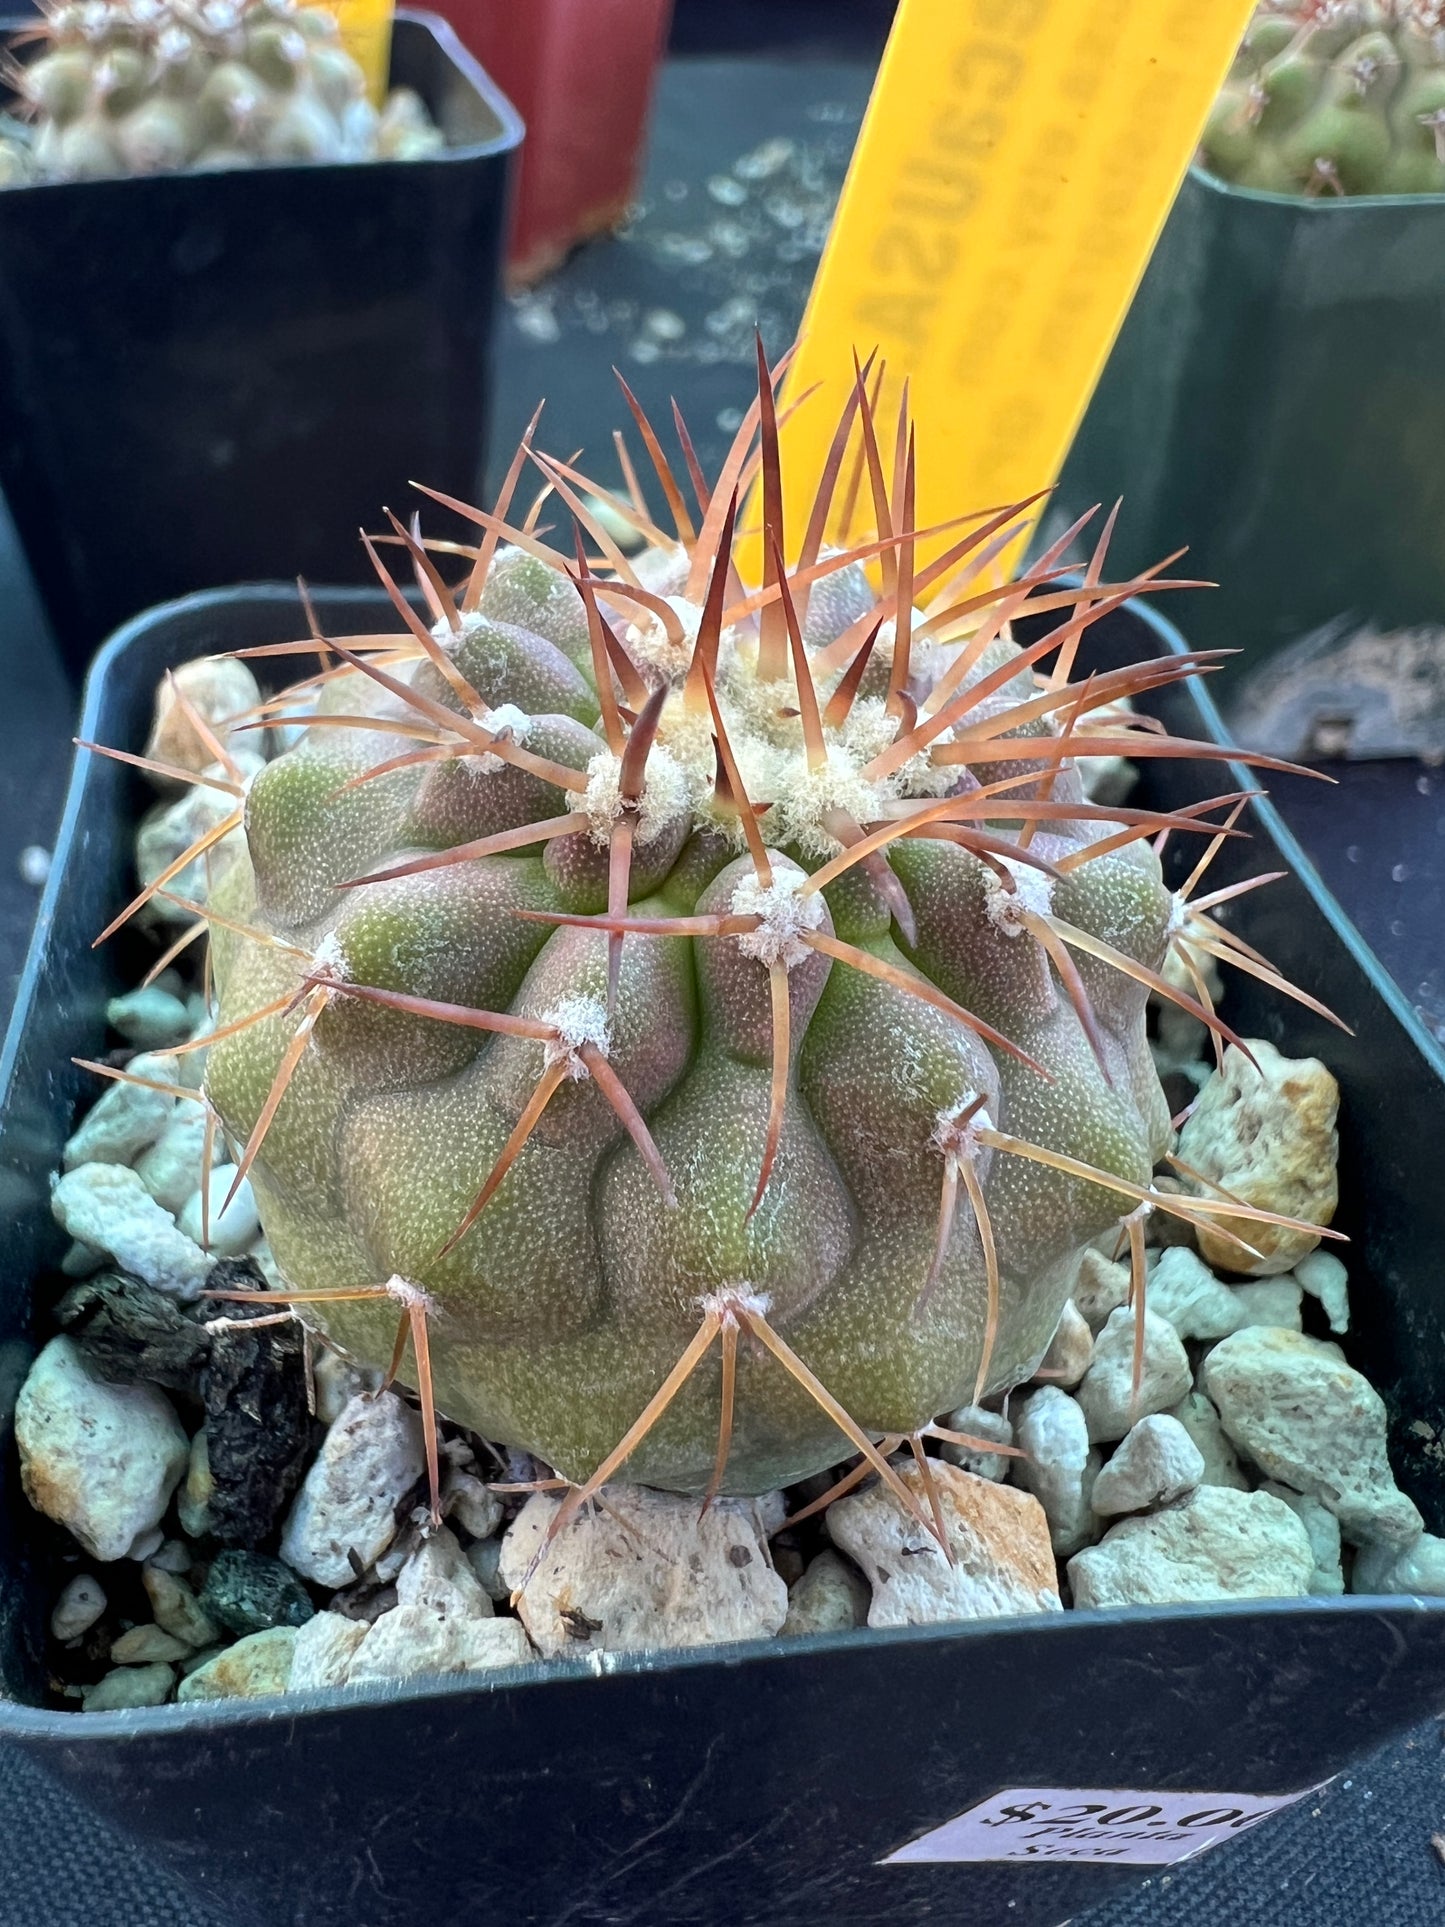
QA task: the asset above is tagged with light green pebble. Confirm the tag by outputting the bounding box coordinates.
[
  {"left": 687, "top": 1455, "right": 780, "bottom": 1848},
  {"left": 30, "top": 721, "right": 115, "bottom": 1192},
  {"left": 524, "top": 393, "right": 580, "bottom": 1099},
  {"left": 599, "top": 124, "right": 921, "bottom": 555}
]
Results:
[
  {"left": 144, "top": 1566, "right": 221, "bottom": 1649},
  {"left": 110, "top": 1624, "right": 193, "bottom": 1664},
  {"left": 106, "top": 987, "right": 192, "bottom": 1049},
  {"left": 82, "top": 1663, "right": 174, "bottom": 1711},
  {"left": 176, "top": 1627, "right": 298, "bottom": 1702}
]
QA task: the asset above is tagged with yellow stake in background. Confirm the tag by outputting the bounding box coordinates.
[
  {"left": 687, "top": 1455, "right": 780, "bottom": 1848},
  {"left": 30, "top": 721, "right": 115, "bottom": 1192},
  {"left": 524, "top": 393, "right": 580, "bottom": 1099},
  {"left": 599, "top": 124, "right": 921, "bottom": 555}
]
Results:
[
  {"left": 329, "top": 0, "right": 395, "bottom": 108},
  {"left": 777, "top": 0, "right": 1257, "bottom": 571}
]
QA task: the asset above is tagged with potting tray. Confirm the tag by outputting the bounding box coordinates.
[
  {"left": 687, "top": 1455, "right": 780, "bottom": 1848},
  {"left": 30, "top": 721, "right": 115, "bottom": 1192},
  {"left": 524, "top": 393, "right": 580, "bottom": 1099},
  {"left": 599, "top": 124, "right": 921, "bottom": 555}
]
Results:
[{"left": 0, "top": 583, "right": 1442, "bottom": 1927}]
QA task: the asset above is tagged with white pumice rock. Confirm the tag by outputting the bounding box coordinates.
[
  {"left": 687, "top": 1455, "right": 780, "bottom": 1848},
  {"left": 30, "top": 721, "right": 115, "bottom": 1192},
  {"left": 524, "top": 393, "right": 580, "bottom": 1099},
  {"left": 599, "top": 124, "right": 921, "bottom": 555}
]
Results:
[
  {"left": 280, "top": 1391, "right": 426, "bottom": 1588},
  {"left": 50, "top": 1573, "right": 107, "bottom": 1642},
  {"left": 1068, "top": 1486, "right": 1315, "bottom": 1608},
  {"left": 146, "top": 655, "right": 262, "bottom": 779},
  {"left": 1070, "top": 1248, "right": 1132, "bottom": 1332},
  {"left": 309, "top": 1347, "right": 379, "bottom": 1426},
  {"left": 83, "top": 1663, "right": 174, "bottom": 1710},
  {"left": 1294, "top": 1250, "right": 1351, "bottom": 1335},
  {"left": 1012, "top": 1387, "right": 1100, "bottom": 1557},
  {"left": 1202, "top": 1328, "right": 1423, "bottom": 1548},
  {"left": 134, "top": 1106, "right": 210, "bottom": 1213},
  {"left": 1176, "top": 1041, "right": 1339, "bottom": 1276},
  {"left": 105, "top": 987, "right": 192, "bottom": 1050},
  {"left": 1229, "top": 1277, "right": 1304, "bottom": 1333},
  {"left": 51, "top": 1164, "right": 213, "bottom": 1300},
  {"left": 288, "top": 1610, "right": 370, "bottom": 1690},
  {"left": 501, "top": 1484, "right": 787, "bottom": 1657},
  {"left": 1075, "top": 1308, "right": 1193, "bottom": 1444},
  {"left": 110, "top": 1624, "right": 192, "bottom": 1665},
  {"left": 177, "top": 1166, "right": 259, "bottom": 1258},
  {"left": 143, "top": 1567, "right": 221, "bottom": 1649},
  {"left": 442, "top": 1467, "right": 504, "bottom": 1542},
  {"left": 177, "top": 1430, "right": 212, "bottom": 1539},
  {"left": 1352, "top": 1534, "right": 1445, "bottom": 1596},
  {"left": 780, "top": 1549, "right": 871, "bottom": 1637},
  {"left": 827, "top": 1459, "right": 1061, "bottom": 1628},
  {"left": 135, "top": 773, "right": 254, "bottom": 925},
  {"left": 1167, "top": 1391, "right": 1250, "bottom": 1491},
  {"left": 62, "top": 1054, "right": 178, "bottom": 1170},
  {"left": 936, "top": 1404, "right": 1015, "bottom": 1482},
  {"left": 1146, "top": 1247, "right": 1245, "bottom": 1342},
  {"left": 177, "top": 1627, "right": 298, "bottom": 1703},
  {"left": 16, "top": 1337, "right": 187, "bottom": 1562},
  {"left": 1091, "top": 1416, "right": 1205, "bottom": 1517},
  {"left": 1259, "top": 1483, "right": 1344, "bottom": 1595},
  {"left": 1035, "top": 1300, "right": 1094, "bottom": 1389},
  {"left": 344, "top": 1529, "right": 535, "bottom": 1685}
]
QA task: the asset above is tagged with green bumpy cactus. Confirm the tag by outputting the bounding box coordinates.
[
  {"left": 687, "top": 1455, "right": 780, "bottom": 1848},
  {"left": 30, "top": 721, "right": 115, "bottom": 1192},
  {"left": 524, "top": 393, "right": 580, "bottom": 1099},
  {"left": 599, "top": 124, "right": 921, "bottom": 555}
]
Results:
[
  {"left": 11, "top": 0, "right": 440, "bottom": 183},
  {"left": 181, "top": 370, "right": 1239, "bottom": 1500},
  {"left": 1203, "top": 1, "right": 1445, "bottom": 196}
]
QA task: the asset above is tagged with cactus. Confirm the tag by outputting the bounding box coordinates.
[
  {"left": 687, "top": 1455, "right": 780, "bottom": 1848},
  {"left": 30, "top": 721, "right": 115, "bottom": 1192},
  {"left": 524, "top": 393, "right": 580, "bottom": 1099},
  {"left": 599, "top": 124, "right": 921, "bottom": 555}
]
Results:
[
  {"left": 91, "top": 353, "right": 1336, "bottom": 1537},
  {"left": 5, "top": 0, "right": 440, "bottom": 184},
  {"left": 1203, "top": 1, "right": 1445, "bottom": 196}
]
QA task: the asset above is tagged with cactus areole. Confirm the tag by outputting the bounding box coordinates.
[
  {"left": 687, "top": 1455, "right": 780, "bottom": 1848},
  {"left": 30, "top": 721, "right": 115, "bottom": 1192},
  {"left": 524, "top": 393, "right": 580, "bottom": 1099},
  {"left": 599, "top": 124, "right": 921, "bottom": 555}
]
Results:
[{"left": 123, "top": 353, "right": 1323, "bottom": 1505}]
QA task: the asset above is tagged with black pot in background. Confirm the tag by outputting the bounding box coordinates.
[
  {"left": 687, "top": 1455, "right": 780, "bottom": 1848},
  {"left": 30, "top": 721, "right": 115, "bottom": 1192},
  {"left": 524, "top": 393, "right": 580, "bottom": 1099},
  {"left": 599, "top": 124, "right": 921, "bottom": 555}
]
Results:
[
  {"left": 1056, "top": 164, "right": 1445, "bottom": 728},
  {"left": 0, "top": 585, "right": 1442, "bottom": 1927},
  {"left": 0, "top": 12, "right": 522, "bottom": 672}
]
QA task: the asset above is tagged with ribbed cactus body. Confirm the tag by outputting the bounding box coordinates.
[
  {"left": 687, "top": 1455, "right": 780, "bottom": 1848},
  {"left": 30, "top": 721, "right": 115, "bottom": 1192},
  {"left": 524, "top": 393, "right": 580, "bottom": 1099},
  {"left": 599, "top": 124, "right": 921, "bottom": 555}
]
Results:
[
  {"left": 1204, "top": 2, "right": 1445, "bottom": 196},
  {"left": 202, "top": 504, "right": 1179, "bottom": 1496},
  {"left": 12, "top": 0, "right": 439, "bottom": 182}
]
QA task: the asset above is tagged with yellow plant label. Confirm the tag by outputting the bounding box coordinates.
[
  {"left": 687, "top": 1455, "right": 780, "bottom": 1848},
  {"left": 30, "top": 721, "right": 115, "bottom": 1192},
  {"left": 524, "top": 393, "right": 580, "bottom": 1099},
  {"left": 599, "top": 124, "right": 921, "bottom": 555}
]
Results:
[
  {"left": 777, "top": 0, "right": 1257, "bottom": 568},
  {"left": 329, "top": 0, "right": 394, "bottom": 107}
]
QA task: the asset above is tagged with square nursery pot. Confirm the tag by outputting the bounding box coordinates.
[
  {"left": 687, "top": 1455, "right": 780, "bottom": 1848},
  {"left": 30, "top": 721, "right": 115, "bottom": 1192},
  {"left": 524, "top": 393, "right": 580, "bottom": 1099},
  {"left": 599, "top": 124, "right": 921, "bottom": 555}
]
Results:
[
  {"left": 1055, "top": 164, "right": 1445, "bottom": 739},
  {"left": 2, "top": 584, "right": 1445, "bottom": 1927},
  {"left": 0, "top": 12, "right": 522, "bottom": 673}
]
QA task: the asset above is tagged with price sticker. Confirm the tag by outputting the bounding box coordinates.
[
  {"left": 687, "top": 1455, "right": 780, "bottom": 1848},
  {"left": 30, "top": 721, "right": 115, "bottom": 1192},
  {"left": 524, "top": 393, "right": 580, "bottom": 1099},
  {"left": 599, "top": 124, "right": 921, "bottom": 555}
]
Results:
[
  {"left": 882, "top": 1781, "right": 1328, "bottom": 1868},
  {"left": 777, "top": 0, "right": 1258, "bottom": 567}
]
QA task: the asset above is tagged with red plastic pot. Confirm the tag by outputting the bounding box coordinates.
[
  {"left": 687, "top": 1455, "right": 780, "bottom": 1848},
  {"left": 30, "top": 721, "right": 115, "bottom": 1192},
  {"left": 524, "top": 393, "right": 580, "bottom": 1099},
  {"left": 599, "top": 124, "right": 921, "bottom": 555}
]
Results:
[{"left": 436, "top": 0, "right": 673, "bottom": 283}]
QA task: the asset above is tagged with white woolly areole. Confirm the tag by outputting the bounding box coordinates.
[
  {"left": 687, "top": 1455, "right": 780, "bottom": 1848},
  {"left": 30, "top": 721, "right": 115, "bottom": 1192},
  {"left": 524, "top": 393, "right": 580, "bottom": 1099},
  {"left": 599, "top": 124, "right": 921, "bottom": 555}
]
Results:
[
  {"left": 932, "top": 1096, "right": 994, "bottom": 1165},
  {"left": 310, "top": 931, "right": 350, "bottom": 985},
  {"left": 731, "top": 869, "right": 825, "bottom": 971},
  {"left": 472, "top": 703, "right": 531, "bottom": 776},
  {"left": 582, "top": 744, "right": 690, "bottom": 847},
  {"left": 1165, "top": 890, "right": 1190, "bottom": 940},
  {"left": 984, "top": 857, "right": 1056, "bottom": 937},
  {"left": 383, "top": 1275, "right": 436, "bottom": 1316},
  {"left": 432, "top": 608, "right": 490, "bottom": 653},
  {"left": 540, "top": 996, "right": 611, "bottom": 1078},
  {"left": 699, "top": 1285, "right": 771, "bottom": 1320},
  {"left": 624, "top": 596, "right": 704, "bottom": 676}
]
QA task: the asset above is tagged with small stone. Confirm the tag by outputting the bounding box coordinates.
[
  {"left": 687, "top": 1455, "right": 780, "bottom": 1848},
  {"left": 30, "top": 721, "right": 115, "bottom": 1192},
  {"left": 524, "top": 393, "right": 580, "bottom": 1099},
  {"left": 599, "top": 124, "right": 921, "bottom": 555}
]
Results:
[
  {"left": 53, "top": 1272, "right": 209, "bottom": 1392},
  {"left": 178, "top": 1644, "right": 227, "bottom": 1678},
  {"left": 310, "top": 1348, "right": 378, "bottom": 1425},
  {"left": 1146, "top": 1248, "right": 1244, "bottom": 1342},
  {"left": 134, "top": 1107, "right": 211, "bottom": 1214},
  {"left": 201, "top": 1551, "right": 315, "bottom": 1635},
  {"left": 16, "top": 1336, "right": 188, "bottom": 1562},
  {"left": 110, "top": 1624, "right": 192, "bottom": 1664},
  {"left": 465, "top": 1536, "right": 508, "bottom": 1602},
  {"left": 1075, "top": 1309, "right": 1192, "bottom": 1444},
  {"left": 63, "top": 1054, "right": 178, "bottom": 1169},
  {"left": 106, "top": 987, "right": 192, "bottom": 1050},
  {"left": 281, "top": 1391, "right": 425, "bottom": 1588},
  {"left": 83, "top": 1663, "right": 174, "bottom": 1710},
  {"left": 1012, "top": 1387, "right": 1100, "bottom": 1557},
  {"left": 51, "top": 1164, "right": 212, "bottom": 1300},
  {"left": 344, "top": 1528, "right": 533, "bottom": 1685},
  {"left": 1091, "top": 1416, "right": 1205, "bottom": 1517},
  {"left": 149, "top": 1539, "right": 192, "bottom": 1574},
  {"left": 50, "top": 1573, "right": 107, "bottom": 1642},
  {"left": 501, "top": 1485, "right": 786, "bottom": 1658},
  {"left": 1071, "top": 1248, "right": 1132, "bottom": 1331},
  {"left": 1352, "top": 1535, "right": 1445, "bottom": 1596},
  {"left": 828, "top": 1459, "right": 1060, "bottom": 1628},
  {"left": 201, "top": 1259, "right": 311, "bottom": 1547},
  {"left": 136, "top": 779, "right": 251, "bottom": 923},
  {"left": 177, "top": 1627, "right": 298, "bottom": 1703},
  {"left": 1260, "top": 1483, "right": 1344, "bottom": 1595},
  {"left": 146, "top": 656, "right": 261, "bottom": 780},
  {"left": 1068, "top": 1487, "right": 1315, "bottom": 1608},
  {"left": 1177, "top": 1042, "right": 1339, "bottom": 1276},
  {"left": 288, "top": 1610, "right": 369, "bottom": 1689},
  {"left": 177, "top": 1429, "right": 212, "bottom": 1538},
  {"left": 1230, "top": 1277, "right": 1304, "bottom": 1332},
  {"left": 1294, "top": 1250, "right": 1351, "bottom": 1335},
  {"left": 1168, "top": 1391, "right": 1249, "bottom": 1490},
  {"left": 936, "top": 1404, "right": 1015, "bottom": 1481},
  {"left": 780, "top": 1550, "right": 870, "bottom": 1637},
  {"left": 179, "top": 1168, "right": 260, "bottom": 1258},
  {"left": 143, "top": 1567, "right": 222, "bottom": 1649},
  {"left": 1202, "top": 1328, "right": 1422, "bottom": 1547},
  {"left": 126, "top": 1525, "right": 165, "bottom": 1563},
  {"left": 442, "top": 1467, "right": 503, "bottom": 1542},
  {"left": 59, "top": 1241, "right": 105, "bottom": 1278},
  {"left": 1035, "top": 1300, "right": 1093, "bottom": 1389}
]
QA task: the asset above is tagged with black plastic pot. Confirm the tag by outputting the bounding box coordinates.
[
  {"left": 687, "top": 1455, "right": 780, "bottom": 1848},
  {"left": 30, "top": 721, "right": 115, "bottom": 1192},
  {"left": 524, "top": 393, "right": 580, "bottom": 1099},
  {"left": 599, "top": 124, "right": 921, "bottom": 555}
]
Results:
[
  {"left": 1056, "top": 164, "right": 1445, "bottom": 724},
  {"left": 1, "top": 586, "right": 1443, "bottom": 1927},
  {"left": 0, "top": 13, "right": 522, "bottom": 673}
]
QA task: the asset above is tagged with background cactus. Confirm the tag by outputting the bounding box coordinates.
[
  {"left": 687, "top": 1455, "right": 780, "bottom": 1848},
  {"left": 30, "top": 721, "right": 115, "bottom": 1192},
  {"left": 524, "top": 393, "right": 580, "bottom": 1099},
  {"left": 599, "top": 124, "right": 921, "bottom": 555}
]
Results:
[
  {"left": 98, "top": 355, "right": 1324, "bottom": 1517},
  {"left": 5, "top": 0, "right": 440, "bottom": 183},
  {"left": 1203, "top": 1, "right": 1445, "bottom": 196}
]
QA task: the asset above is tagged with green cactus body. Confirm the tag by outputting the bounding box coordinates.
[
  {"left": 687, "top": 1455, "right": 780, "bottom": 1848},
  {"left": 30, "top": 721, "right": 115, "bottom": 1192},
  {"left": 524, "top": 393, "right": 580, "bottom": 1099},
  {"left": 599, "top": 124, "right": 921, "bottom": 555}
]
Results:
[
  {"left": 12, "top": 0, "right": 440, "bottom": 183},
  {"left": 183, "top": 374, "right": 1205, "bottom": 1501},
  {"left": 1204, "top": 2, "right": 1445, "bottom": 196}
]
